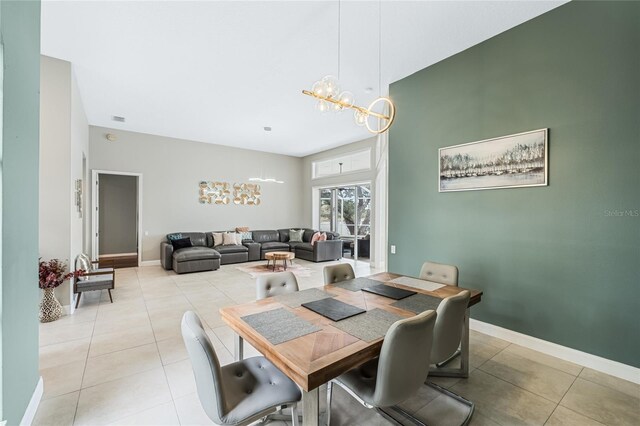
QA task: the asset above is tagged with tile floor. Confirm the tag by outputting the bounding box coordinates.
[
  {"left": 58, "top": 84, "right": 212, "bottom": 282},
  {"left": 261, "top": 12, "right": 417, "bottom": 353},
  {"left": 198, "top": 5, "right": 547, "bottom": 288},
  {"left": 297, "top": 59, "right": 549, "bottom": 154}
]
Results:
[{"left": 35, "top": 260, "right": 639, "bottom": 426}]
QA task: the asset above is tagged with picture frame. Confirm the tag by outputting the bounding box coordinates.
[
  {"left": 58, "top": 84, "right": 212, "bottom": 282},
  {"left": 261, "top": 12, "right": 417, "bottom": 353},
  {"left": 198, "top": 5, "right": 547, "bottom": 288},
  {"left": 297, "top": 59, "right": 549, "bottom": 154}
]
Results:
[{"left": 439, "top": 128, "right": 548, "bottom": 192}]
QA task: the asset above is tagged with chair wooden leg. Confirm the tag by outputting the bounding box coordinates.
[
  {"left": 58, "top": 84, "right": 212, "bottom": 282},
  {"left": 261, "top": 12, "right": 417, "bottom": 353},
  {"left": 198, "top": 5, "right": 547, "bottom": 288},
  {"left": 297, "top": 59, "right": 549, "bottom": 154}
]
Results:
[
  {"left": 108, "top": 288, "right": 113, "bottom": 303},
  {"left": 75, "top": 292, "right": 82, "bottom": 309}
]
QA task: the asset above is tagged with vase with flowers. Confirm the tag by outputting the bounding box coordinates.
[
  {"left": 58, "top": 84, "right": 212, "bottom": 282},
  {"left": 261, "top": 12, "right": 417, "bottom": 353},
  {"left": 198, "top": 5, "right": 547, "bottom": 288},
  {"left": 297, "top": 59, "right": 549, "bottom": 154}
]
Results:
[{"left": 38, "top": 258, "right": 83, "bottom": 323}]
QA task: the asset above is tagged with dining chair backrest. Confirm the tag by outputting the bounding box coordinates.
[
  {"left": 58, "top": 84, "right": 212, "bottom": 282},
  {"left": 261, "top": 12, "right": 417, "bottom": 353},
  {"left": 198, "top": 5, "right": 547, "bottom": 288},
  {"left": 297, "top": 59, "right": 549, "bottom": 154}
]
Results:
[
  {"left": 181, "top": 311, "right": 226, "bottom": 424},
  {"left": 323, "top": 263, "right": 355, "bottom": 285},
  {"left": 431, "top": 290, "right": 470, "bottom": 364},
  {"left": 372, "top": 310, "right": 436, "bottom": 407},
  {"left": 419, "top": 261, "right": 459, "bottom": 286},
  {"left": 256, "top": 271, "right": 299, "bottom": 300}
]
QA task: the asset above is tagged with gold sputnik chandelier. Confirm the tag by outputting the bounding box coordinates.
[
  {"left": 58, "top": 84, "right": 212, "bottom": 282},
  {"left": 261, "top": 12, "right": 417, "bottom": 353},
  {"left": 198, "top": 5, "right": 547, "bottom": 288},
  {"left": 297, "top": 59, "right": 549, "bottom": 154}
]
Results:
[
  {"left": 302, "top": 1, "right": 396, "bottom": 135},
  {"left": 302, "top": 77, "right": 395, "bottom": 134}
]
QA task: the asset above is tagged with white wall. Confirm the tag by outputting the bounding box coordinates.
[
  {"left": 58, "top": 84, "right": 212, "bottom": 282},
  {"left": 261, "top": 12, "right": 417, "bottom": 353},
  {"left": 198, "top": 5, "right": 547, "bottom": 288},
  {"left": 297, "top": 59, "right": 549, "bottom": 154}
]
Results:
[
  {"left": 301, "top": 137, "right": 379, "bottom": 264},
  {"left": 89, "top": 127, "right": 304, "bottom": 262},
  {"left": 40, "top": 55, "right": 89, "bottom": 305}
]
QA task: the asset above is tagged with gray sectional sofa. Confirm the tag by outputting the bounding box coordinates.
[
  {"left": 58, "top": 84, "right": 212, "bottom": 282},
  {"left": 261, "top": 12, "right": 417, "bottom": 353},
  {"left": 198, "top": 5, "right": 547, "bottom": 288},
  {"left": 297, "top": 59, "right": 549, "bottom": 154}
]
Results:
[{"left": 161, "top": 228, "right": 342, "bottom": 274}]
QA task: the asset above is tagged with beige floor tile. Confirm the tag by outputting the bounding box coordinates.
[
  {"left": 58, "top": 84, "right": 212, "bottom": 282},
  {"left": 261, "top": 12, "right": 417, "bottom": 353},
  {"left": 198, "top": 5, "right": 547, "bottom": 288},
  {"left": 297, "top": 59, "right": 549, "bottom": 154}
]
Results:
[
  {"left": 560, "top": 378, "right": 640, "bottom": 425},
  {"left": 479, "top": 350, "right": 576, "bottom": 402},
  {"left": 39, "top": 337, "right": 90, "bottom": 370},
  {"left": 157, "top": 336, "right": 189, "bottom": 365},
  {"left": 108, "top": 401, "right": 179, "bottom": 425},
  {"left": 468, "top": 411, "right": 501, "bottom": 426},
  {"left": 150, "top": 314, "right": 185, "bottom": 341},
  {"left": 74, "top": 368, "right": 172, "bottom": 426},
  {"left": 173, "top": 392, "right": 215, "bottom": 425},
  {"left": 413, "top": 393, "right": 475, "bottom": 426},
  {"left": 396, "top": 383, "right": 442, "bottom": 413},
  {"left": 88, "top": 324, "right": 155, "bottom": 358},
  {"left": 141, "top": 284, "right": 183, "bottom": 300},
  {"left": 502, "top": 344, "right": 583, "bottom": 377},
  {"left": 43, "top": 306, "right": 97, "bottom": 326},
  {"left": 164, "top": 359, "right": 197, "bottom": 399},
  {"left": 451, "top": 369, "right": 556, "bottom": 425},
  {"left": 33, "top": 390, "right": 79, "bottom": 426},
  {"left": 469, "top": 332, "right": 509, "bottom": 369},
  {"left": 145, "top": 294, "right": 193, "bottom": 315},
  {"left": 579, "top": 367, "right": 640, "bottom": 399},
  {"left": 82, "top": 343, "right": 162, "bottom": 388},
  {"left": 41, "top": 360, "right": 85, "bottom": 399},
  {"left": 545, "top": 405, "right": 605, "bottom": 426},
  {"left": 39, "top": 321, "right": 94, "bottom": 347},
  {"left": 92, "top": 313, "right": 151, "bottom": 336}
]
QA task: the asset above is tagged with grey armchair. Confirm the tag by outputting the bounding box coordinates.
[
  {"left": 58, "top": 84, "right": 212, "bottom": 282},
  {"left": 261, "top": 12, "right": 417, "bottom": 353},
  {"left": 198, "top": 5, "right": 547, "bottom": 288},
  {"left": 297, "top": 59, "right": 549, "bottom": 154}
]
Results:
[
  {"left": 181, "top": 311, "right": 301, "bottom": 426},
  {"left": 256, "top": 271, "right": 299, "bottom": 300},
  {"left": 327, "top": 310, "right": 437, "bottom": 425},
  {"left": 323, "top": 263, "right": 355, "bottom": 285},
  {"left": 74, "top": 253, "right": 115, "bottom": 308},
  {"left": 419, "top": 261, "right": 459, "bottom": 286}
]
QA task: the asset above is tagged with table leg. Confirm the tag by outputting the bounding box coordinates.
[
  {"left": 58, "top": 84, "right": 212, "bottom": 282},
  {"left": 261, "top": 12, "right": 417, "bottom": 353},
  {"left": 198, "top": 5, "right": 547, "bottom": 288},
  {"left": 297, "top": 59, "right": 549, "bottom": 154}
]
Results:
[
  {"left": 284, "top": 259, "right": 287, "bottom": 271},
  {"left": 302, "top": 387, "right": 319, "bottom": 426},
  {"left": 234, "top": 334, "right": 244, "bottom": 361}
]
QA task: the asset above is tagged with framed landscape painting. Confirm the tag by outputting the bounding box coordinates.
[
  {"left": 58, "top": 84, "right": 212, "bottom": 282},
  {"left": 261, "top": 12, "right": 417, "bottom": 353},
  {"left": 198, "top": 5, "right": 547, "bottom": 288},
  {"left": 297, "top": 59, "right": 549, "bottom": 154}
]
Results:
[{"left": 439, "top": 128, "right": 548, "bottom": 192}]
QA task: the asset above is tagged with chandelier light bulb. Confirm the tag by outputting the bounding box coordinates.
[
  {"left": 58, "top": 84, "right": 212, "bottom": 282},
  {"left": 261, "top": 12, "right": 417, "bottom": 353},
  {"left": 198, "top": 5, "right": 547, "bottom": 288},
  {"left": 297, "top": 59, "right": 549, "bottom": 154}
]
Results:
[
  {"left": 338, "top": 91, "right": 355, "bottom": 108},
  {"left": 312, "top": 81, "right": 327, "bottom": 97},
  {"left": 331, "top": 102, "right": 343, "bottom": 112},
  {"left": 322, "top": 75, "right": 340, "bottom": 98},
  {"left": 354, "top": 110, "right": 367, "bottom": 126},
  {"left": 316, "top": 100, "right": 330, "bottom": 113}
]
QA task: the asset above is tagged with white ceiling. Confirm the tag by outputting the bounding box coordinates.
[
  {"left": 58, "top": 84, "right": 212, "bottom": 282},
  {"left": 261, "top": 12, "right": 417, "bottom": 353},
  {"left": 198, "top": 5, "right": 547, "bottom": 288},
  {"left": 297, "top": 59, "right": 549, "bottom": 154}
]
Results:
[{"left": 41, "top": 0, "right": 566, "bottom": 157}]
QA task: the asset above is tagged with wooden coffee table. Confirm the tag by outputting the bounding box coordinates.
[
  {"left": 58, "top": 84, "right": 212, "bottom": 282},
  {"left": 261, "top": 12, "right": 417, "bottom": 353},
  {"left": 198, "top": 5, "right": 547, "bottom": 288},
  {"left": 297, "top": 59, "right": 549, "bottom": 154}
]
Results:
[{"left": 264, "top": 251, "right": 295, "bottom": 271}]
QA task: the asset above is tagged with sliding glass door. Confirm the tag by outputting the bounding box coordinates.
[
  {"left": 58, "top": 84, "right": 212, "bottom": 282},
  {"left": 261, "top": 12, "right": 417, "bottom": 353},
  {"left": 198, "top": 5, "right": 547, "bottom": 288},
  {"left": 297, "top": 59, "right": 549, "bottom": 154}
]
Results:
[{"left": 318, "top": 184, "right": 371, "bottom": 260}]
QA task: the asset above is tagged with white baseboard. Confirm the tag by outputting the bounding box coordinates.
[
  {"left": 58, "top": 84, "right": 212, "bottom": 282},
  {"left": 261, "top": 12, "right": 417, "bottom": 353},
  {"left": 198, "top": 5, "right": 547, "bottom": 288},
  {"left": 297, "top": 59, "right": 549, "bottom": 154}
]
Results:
[
  {"left": 470, "top": 319, "right": 640, "bottom": 385},
  {"left": 140, "top": 260, "right": 161, "bottom": 266},
  {"left": 20, "top": 376, "right": 43, "bottom": 425}
]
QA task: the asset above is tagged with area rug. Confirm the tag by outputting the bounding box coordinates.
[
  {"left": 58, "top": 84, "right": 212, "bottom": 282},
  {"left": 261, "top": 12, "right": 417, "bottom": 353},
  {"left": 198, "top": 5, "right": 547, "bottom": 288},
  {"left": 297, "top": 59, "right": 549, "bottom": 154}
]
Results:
[{"left": 235, "top": 263, "right": 314, "bottom": 278}]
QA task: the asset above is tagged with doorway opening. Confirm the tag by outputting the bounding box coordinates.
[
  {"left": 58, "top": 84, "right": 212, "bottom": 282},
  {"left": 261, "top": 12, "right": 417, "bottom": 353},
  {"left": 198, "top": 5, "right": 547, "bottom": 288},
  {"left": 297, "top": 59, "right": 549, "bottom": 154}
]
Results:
[
  {"left": 319, "top": 184, "right": 372, "bottom": 262},
  {"left": 91, "top": 170, "right": 142, "bottom": 268}
]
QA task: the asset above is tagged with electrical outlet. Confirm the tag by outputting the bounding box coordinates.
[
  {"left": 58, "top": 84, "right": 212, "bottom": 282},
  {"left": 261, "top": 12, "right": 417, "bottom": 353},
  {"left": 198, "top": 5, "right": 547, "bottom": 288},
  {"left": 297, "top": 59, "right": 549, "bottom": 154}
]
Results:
[{"left": 390, "top": 245, "right": 396, "bottom": 254}]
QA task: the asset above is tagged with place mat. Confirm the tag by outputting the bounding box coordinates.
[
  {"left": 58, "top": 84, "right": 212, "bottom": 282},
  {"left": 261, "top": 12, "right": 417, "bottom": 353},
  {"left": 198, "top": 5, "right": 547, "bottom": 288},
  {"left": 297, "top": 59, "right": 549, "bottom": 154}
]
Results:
[
  {"left": 274, "top": 288, "right": 336, "bottom": 308},
  {"left": 389, "top": 276, "right": 445, "bottom": 291},
  {"left": 302, "top": 298, "right": 366, "bottom": 322},
  {"left": 332, "top": 308, "right": 404, "bottom": 342},
  {"left": 330, "top": 277, "right": 382, "bottom": 292},
  {"left": 241, "top": 308, "right": 321, "bottom": 345},
  {"left": 391, "top": 293, "right": 443, "bottom": 314},
  {"left": 362, "top": 284, "right": 417, "bottom": 300}
]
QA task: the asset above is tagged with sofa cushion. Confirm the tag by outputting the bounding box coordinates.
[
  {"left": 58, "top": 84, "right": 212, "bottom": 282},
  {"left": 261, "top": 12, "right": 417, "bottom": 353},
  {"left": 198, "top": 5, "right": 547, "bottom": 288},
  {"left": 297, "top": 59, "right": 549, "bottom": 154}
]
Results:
[
  {"left": 289, "top": 229, "right": 304, "bottom": 242},
  {"left": 303, "top": 229, "right": 316, "bottom": 242},
  {"left": 253, "top": 230, "right": 280, "bottom": 243},
  {"left": 170, "top": 237, "right": 193, "bottom": 251},
  {"left": 287, "top": 241, "right": 307, "bottom": 250},
  {"left": 261, "top": 242, "right": 290, "bottom": 251},
  {"left": 214, "top": 245, "right": 249, "bottom": 254},
  {"left": 294, "top": 242, "right": 314, "bottom": 252},
  {"left": 173, "top": 247, "right": 220, "bottom": 262},
  {"left": 169, "top": 232, "right": 207, "bottom": 247}
]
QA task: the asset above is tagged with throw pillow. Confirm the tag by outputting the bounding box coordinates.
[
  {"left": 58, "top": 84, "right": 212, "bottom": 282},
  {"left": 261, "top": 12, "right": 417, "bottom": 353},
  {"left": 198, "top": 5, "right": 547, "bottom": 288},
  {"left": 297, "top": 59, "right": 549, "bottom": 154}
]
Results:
[
  {"left": 311, "top": 232, "right": 321, "bottom": 246},
  {"left": 171, "top": 237, "right": 192, "bottom": 250},
  {"left": 223, "top": 232, "right": 239, "bottom": 245},
  {"left": 240, "top": 231, "right": 252, "bottom": 241},
  {"left": 319, "top": 232, "right": 327, "bottom": 242},
  {"left": 235, "top": 232, "right": 244, "bottom": 245},
  {"left": 236, "top": 226, "right": 249, "bottom": 233},
  {"left": 167, "top": 233, "right": 183, "bottom": 241},
  {"left": 212, "top": 232, "right": 224, "bottom": 247},
  {"left": 289, "top": 229, "right": 304, "bottom": 242}
]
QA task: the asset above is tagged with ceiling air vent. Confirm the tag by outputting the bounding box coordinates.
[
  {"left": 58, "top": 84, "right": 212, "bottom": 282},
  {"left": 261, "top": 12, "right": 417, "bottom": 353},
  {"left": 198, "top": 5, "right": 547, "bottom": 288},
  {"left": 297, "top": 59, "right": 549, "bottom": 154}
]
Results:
[{"left": 112, "top": 115, "right": 126, "bottom": 123}]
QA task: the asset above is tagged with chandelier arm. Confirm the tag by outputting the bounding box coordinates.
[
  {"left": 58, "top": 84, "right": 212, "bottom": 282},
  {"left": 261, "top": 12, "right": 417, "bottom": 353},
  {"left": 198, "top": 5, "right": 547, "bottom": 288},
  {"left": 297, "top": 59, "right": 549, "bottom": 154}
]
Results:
[{"left": 301, "top": 90, "right": 390, "bottom": 120}]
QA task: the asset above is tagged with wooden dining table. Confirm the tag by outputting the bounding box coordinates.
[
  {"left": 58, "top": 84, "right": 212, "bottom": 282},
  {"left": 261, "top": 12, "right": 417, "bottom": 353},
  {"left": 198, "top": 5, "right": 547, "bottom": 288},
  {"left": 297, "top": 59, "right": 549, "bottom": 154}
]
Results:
[{"left": 220, "top": 272, "right": 483, "bottom": 426}]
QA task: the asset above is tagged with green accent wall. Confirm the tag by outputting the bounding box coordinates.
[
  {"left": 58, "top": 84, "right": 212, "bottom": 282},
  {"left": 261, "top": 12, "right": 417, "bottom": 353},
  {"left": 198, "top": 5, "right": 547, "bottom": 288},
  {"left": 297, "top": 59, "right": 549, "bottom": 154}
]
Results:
[
  {"left": 388, "top": 1, "right": 639, "bottom": 367},
  {"left": 1, "top": 0, "right": 41, "bottom": 423}
]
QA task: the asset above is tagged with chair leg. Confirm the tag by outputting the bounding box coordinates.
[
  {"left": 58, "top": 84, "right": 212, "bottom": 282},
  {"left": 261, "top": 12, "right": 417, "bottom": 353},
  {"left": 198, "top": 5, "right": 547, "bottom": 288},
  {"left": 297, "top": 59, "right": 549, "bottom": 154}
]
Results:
[
  {"left": 108, "top": 288, "right": 113, "bottom": 303},
  {"left": 326, "top": 381, "right": 333, "bottom": 426},
  {"left": 75, "top": 292, "right": 82, "bottom": 309},
  {"left": 290, "top": 402, "right": 300, "bottom": 426},
  {"left": 436, "top": 347, "right": 461, "bottom": 368}
]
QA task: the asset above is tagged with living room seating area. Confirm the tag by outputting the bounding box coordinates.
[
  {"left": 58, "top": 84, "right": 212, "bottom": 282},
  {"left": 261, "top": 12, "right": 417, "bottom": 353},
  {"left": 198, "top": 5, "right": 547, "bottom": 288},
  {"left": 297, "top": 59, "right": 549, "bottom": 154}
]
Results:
[{"left": 161, "top": 228, "right": 343, "bottom": 274}]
